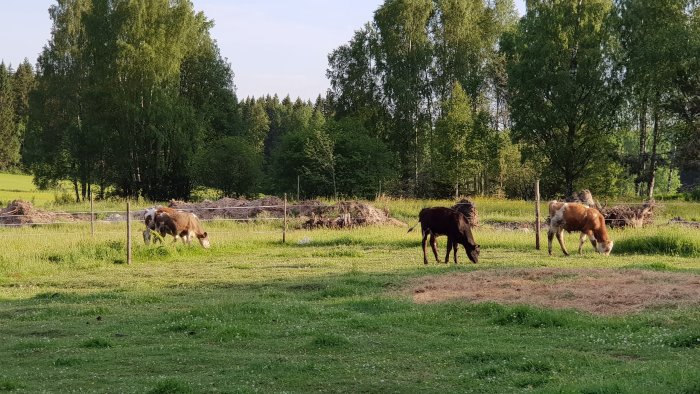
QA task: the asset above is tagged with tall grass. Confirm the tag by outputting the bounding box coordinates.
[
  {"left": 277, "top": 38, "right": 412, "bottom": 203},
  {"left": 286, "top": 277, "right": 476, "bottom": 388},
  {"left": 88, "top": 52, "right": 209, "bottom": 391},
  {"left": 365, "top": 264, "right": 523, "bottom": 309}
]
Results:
[{"left": 613, "top": 230, "right": 700, "bottom": 257}]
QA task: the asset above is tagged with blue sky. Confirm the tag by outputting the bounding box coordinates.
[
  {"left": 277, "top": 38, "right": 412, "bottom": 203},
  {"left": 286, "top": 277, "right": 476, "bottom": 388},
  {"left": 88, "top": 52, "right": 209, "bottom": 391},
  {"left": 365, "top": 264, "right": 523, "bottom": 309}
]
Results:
[{"left": 0, "top": 0, "right": 526, "bottom": 101}]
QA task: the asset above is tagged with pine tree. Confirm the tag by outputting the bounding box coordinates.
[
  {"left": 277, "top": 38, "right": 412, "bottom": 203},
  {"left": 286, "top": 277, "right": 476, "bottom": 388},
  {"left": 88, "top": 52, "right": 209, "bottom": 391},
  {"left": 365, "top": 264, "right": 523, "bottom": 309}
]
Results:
[{"left": 0, "top": 63, "right": 19, "bottom": 169}]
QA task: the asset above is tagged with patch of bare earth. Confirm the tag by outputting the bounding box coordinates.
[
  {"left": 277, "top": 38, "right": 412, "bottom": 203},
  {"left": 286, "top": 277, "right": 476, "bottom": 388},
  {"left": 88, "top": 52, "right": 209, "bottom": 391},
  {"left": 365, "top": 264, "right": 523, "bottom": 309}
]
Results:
[{"left": 409, "top": 269, "right": 700, "bottom": 315}]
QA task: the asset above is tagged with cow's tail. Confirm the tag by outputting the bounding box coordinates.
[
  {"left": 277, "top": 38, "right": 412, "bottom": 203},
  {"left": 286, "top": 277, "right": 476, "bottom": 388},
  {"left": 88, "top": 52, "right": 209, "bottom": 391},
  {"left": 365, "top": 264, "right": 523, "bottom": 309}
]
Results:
[{"left": 407, "top": 222, "right": 420, "bottom": 233}]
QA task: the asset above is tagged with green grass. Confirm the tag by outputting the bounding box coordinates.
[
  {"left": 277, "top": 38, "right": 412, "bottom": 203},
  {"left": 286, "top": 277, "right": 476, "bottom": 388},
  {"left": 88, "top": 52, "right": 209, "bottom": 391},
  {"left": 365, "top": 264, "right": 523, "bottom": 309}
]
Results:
[
  {"left": 1, "top": 217, "right": 700, "bottom": 392},
  {"left": 2, "top": 172, "right": 700, "bottom": 392},
  {"left": 0, "top": 172, "right": 58, "bottom": 206}
]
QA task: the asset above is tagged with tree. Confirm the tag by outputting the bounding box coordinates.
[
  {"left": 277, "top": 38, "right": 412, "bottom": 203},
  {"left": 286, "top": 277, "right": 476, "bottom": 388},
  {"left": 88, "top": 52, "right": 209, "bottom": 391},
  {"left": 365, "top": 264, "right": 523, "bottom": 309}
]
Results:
[
  {"left": 375, "top": 0, "right": 434, "bottom": 193},
  {"left": 12, "top": 59, "right": 35, "bottom": 134},
  {"left": 25, "top": 0, "right": 235, "bottom": 200},
  {"left": 431, "top": 82, "right": 474, "bottom": 197},
  {"left": 239, "top": 98, "right": 270, "bottom": 154},
  {"left": 0, "top": 63, "right": 20, "bottom": 170},
  {"left": 502, "top": 0, "right": 621, "bottom": 196},
  {"left": 331, "top": 117, "right": 397, "bottom": 199},
  {"left": 193, "top": 136, "right": 262, "bottom": 197},
  {"left": 615, "top": 0, "right": 690, "bottom": 198},
  {"left": 327, "top": 0, "right": 517, "bottom": 197}
]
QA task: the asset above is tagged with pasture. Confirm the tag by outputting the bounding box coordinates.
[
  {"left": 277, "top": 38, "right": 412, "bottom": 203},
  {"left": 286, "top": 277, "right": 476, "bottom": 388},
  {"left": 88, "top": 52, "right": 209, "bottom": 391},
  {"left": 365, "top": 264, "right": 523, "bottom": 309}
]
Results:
[{"left": 1, "top": 199, "right": 700, "bottom": 393}]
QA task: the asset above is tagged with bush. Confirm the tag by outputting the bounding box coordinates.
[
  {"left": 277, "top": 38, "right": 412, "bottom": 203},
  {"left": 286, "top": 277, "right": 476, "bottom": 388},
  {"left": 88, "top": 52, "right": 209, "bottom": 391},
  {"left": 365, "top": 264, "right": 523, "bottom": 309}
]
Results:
[{"left": 685, "top": 186, "right": 700, "bottom": 202}]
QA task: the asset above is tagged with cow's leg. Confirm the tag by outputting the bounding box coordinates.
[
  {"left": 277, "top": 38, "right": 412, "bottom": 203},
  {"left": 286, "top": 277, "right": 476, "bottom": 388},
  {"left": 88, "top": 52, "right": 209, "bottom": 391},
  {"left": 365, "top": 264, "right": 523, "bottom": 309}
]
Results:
[
  {"left": 453, "top": 242, "right": 458, "bottom": 264},
  {"left": 578, "top": 233, "right": 587, "bottom": 254},
  {"left": 548, "top": 227, "right": 555, "bottom": 256},
  {"left": 556, "top": 229, "right": 569, "bottom": 256},
  {"left": 422, "top": 230, "right": 430, "bottom": 265},
  {"left": 589, "top": 234, "right": 598, "bottom": 250},
  {"left": 430, "top": 233, "right": 440, "bottom": 263},
  {"left": 143, "top": 229, "right": 151, "bottom": 245},
  {"left": 444, "top": 237, "right": 453, "bottom": 264}
]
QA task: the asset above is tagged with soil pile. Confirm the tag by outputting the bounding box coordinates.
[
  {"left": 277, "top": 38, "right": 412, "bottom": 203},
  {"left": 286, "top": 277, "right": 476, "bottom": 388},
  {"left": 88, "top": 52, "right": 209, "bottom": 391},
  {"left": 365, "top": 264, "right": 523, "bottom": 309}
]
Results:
[
  {"left": 304, "top": 201, "right": 405, "bottom": 229},
  {"left": 167, "top": 197, "right": 403, "bottom": 228},
  {"left": 168, "top": 197, "right": 286, "bottom": 220},
  {"left": 600, "top": 201, "right": 656, "bottom": 228},
  {"left": 408, "top": 268, "right": 700, "bottom": 315},
  {"left": 0, "top": 200, "right": 79, "bottom": 226}
]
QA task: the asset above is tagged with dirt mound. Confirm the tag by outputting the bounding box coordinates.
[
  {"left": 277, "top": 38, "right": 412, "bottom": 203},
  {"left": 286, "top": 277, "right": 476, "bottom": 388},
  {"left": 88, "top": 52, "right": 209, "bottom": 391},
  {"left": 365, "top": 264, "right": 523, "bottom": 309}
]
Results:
[
  {"left": 168, "top": 197, "right": 286, "bottom": 220},
  {"left": 670, "top": 217, "right": 700, "bottom": 228},
  {"left": 408, "top": 268, "right": 700, "bottom": 315},
  {"left": 304, "top": 201, "right": 404, "bottom": 229},
  {"left": 0, "top": 200, "right": 79, "bottom": 226},
  {"left": 167, "top": 198, "right": 402, "bottom": 228},
  {"left": 600, "top": 201, "right": 656, "bottom": 228},
  {"left": 451, "top": 198, "right": 479, "bottom": 226}
]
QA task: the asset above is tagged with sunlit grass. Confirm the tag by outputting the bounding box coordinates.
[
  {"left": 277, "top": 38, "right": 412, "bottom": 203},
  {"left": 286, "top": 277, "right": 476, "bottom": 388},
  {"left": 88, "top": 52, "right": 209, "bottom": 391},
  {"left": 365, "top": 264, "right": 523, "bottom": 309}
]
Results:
[
  {"left": 0, "top": 221, "right": 699, "bottom": 392},
  {"left": 2, "top": 173, "right": 700, "bottom": 392}
]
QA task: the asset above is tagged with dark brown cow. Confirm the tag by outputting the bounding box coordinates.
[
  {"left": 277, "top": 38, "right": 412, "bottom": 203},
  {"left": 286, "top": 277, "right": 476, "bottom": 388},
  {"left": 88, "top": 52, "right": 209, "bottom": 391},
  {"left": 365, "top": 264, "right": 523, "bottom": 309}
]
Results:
[
  {"left": 408, "top": 207, "right": 480, "bottom": 264},
  {"left": 154, "top": 209, "right": 210, "bottom": 248}
]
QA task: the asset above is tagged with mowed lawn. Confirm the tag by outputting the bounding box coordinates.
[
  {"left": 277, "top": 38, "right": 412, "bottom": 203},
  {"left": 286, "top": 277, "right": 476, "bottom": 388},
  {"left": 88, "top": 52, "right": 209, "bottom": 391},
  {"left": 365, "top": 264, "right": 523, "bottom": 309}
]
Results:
[{"left": 1, "top": 217, "right": 699, "bottom": 393}]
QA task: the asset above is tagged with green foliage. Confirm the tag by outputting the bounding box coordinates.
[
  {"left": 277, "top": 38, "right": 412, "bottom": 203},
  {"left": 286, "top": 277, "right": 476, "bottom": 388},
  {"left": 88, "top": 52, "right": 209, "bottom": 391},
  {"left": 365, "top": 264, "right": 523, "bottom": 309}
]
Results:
[
  {"left": 331, "top": 117, "right": 397, "bottom": 199},
  {"left": 328, "top": 0, "right": 517, "bottom": 196},
  {"left": 193, "top": 136, "right": 262, "bottom": 197},
  {"left": 503, "top": 0, "right": 621, "bottom": 197},
  {"left": 25, "top": 0, "right": 237, "bottom": 201},
  {"left": 0, "top": 63, "right": 20, "bottom": 170}
]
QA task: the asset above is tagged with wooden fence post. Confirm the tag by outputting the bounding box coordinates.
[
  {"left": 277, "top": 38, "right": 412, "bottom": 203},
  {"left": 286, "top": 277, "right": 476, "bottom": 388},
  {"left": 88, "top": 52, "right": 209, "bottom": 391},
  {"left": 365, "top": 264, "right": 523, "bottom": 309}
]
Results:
[
  {"left": 283, "top": 193, "right": 287, "bottom": 243},
  {"left": 126, "top": 201, "right": 132, "bottom": 265},
  {"left": 535, "top": 179, "right": 541, "bottom": 250},
  {"left": 90, "top": 192, "right": 95, "bottom": 239}
]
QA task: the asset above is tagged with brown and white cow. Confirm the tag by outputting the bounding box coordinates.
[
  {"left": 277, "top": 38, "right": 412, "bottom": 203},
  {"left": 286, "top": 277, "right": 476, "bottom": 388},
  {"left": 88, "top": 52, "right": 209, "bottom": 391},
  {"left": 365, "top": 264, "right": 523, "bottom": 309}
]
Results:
[
  {"left": 548, "top": 201, "right": 613, "bottom": 256},
  {"left": 408, "top": 207, "right": 480, "bottom": 264},
  {"left": 143, "top": 206, "right": 178, "bottom": 245},
  {"left": 153, "top": 209, "right": 210, "bottom": 248}
]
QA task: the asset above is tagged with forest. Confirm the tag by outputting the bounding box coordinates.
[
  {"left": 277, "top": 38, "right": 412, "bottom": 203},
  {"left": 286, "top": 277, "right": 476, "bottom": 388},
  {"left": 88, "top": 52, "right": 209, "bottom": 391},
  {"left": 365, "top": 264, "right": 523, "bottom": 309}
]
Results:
[{"left": 0, "top": 0, "right": 698, "bottom": 201}]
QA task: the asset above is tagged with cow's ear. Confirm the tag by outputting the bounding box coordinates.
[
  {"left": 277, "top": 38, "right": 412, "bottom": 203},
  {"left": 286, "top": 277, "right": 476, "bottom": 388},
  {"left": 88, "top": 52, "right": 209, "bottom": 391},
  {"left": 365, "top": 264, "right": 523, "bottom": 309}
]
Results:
[{"left": 203, "top": 232, "right": 208, "bottom": 237}]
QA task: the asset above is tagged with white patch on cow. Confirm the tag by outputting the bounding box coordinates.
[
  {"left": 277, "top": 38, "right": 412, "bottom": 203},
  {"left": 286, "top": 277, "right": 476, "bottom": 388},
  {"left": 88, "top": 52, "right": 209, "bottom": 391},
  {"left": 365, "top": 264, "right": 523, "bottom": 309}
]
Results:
[
  {"left": 200, "top": 237, "right": 211, "bottom": 248},
  {"left": 551, "top": 203, "right": 567, "bottom": 228},
  {"left": 597, "top": 240, "right": 614, "bottom": 255}
]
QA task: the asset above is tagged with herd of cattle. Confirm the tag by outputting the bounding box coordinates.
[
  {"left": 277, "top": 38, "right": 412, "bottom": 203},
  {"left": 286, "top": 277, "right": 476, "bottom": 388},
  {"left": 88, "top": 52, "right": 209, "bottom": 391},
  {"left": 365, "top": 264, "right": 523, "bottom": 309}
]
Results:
[{"left": 142, "top": 200, "right": 613, "bottom": 262}]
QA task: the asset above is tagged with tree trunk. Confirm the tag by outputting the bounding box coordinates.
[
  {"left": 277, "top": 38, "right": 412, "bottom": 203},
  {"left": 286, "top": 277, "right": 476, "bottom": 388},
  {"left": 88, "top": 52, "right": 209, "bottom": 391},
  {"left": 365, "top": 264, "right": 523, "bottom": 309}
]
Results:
[
  {"left": 637, "top": 97, "right": 648, "bottom": 196},
  {"left": 648, "top": 103, "right": 660, "bottom": 200},
  {"left": 73, "top": 179, "right": 80, "bottom": 203}
]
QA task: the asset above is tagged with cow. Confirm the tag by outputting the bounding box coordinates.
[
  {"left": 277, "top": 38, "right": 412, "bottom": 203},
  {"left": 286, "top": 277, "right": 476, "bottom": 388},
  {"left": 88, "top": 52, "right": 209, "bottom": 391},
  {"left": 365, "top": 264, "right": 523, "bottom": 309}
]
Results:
[
  {"left": 143, "top": 206, "right": 178, "bottom": 245},
  {"left": 547, "top": 201, "right": 613, "bottom": 256},
  {"left": 408, "top": 207, "right": 480, "bottom": 264},
  {"left": 153, "top": 209, "right": 210, "bottom": 248}
]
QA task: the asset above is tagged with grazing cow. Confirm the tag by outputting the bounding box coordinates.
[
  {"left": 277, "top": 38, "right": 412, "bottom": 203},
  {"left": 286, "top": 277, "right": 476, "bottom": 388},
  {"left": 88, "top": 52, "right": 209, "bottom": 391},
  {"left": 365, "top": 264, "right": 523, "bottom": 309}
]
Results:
[
  {"left": 154, "top": 209, "right": 210, "bottom": 248},
  {"left": 408, "top": 207, "right": 480, "bottom": 264},
  {"left": 143, "top": 206, "right": 178, "bottom": 245},
  {"left": 548, "top": 201, "right": 613, "bottom": 256}
]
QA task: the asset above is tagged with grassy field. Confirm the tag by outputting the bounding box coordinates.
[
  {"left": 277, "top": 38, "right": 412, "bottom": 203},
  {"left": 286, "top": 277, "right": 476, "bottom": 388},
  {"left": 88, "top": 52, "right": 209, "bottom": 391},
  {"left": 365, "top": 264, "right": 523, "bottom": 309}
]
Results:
[{"left": 1, "top": 207, "right": 700, "bottom": 393}]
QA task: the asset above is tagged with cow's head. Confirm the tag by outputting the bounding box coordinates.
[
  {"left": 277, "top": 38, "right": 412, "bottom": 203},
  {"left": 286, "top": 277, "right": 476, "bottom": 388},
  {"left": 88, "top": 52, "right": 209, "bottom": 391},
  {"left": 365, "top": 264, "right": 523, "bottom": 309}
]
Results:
[
  {"left": 467, "top": 243, "right": 480, "bottom": 264},
  {"left": 197, "top": 232, "right": 210, "bottom": 249},
  {"left": 596, "top": 240, "right": 614, "bottom": 255}
]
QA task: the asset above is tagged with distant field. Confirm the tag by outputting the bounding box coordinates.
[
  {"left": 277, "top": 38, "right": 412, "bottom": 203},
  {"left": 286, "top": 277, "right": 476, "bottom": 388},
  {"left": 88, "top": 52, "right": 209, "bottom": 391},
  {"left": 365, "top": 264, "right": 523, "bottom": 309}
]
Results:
[{"left": 0, "top": 173, "right": 57, "bottom": 206}]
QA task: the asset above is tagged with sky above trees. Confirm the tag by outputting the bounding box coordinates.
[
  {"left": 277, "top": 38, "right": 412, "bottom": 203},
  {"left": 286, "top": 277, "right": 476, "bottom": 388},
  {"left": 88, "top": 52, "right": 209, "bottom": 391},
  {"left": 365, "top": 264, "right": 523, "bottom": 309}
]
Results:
[{"left": 0, "top": 0, "right": 526, "bottom": 101}]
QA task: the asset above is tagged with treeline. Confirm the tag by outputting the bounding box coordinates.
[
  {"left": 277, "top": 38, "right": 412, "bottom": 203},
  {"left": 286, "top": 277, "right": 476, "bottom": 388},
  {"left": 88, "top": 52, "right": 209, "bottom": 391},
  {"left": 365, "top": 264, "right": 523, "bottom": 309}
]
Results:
[{"left": 2, "top": 0, "right": 699, "bottom": 201}]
